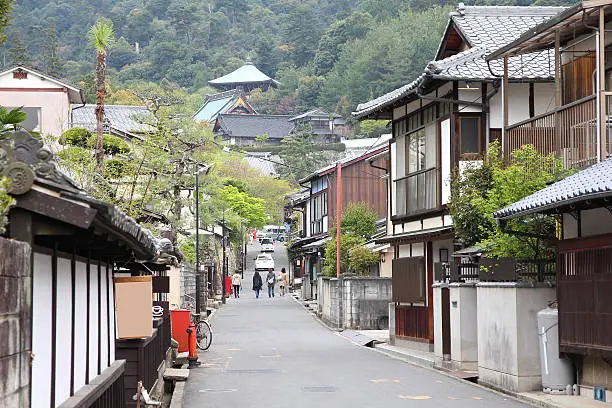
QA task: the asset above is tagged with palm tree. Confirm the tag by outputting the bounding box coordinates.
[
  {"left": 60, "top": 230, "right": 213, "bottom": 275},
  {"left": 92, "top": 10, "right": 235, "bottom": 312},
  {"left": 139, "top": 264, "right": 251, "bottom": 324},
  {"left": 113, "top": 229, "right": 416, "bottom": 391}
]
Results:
[{"left": 87, "top": 19, "right": 114, "bottom": 173}]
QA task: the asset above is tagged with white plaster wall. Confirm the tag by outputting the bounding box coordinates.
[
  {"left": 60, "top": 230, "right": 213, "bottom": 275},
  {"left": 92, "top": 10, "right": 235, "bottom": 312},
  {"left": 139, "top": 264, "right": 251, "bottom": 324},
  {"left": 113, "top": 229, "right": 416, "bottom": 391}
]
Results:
[
  {"left": 32, "top": 252, "right": 52, "bottom": 408},
  {"left": 305, "top": 203, "right": 311, "bottom": 237},
  {"left": 433, "top": 284, "right": 445, "bottom": 358},
  {"left": 323, "top": 216, "right": 328, "bottom": 233},
  {"left": 458, "top": 82, "right": 483, "bottom": 113},
  {"left": 390, "top": 141, "right": 397, "bottom": 223},
  {"left": 99, "top": 266, "right": 109, "bottom": 371},
  {"left": 490, "top": 83, "right": 529, "bottom": 128},
  {"left": 55, "top": 258, "right": 72, "bottom": 406},
  {"left": 88, "top": 265, "right": 99, "bottom": 382},
  {"left": 379, "top": 249, "right": 393, "bottom": 278},
  {"left": 534, "top": 82, "right": 556, "bottom": 116},
  {"left": 450, "top": 284, "right": 478, "bottom": 367},
  {"left": 477, "top": 283, "right": 556, "bottom": 392},
  {"left": 168, "top": 266, "right": 181, "bottom": 309},
  {"left": 0, "top": 89, "right": 70, "bottom": 137},
  {"left": 563, "top": 213, "right": 578, "bottom": 240},
  {"left": 432, "top": 239, "right": 453, "bottom": 264},
  {"left": 444, "top": 215, "right": 452, "bottom": 226},
  {"left": 73, "top": 261, "right": 87, "bottom": 393},
  {"left": 441, "top": 118, "right": 451, "bottom": 205},
  {"left": 580, "top": 207, "right": 612, "bottom": 237},
  {"left": 423, "top": 217, "right": 444, "bottom": 230},
  {"left": 398, "top": 244, "right": 411, "bottom": 258},
  {"left": 411, "top": 242, "right": 424, "bottom": 257},
  {"left": 108, "top": 272, "right": 116, "bottom": 363},
  {"left": 403, "top": 221, "right": 421, "bottom": 233}
]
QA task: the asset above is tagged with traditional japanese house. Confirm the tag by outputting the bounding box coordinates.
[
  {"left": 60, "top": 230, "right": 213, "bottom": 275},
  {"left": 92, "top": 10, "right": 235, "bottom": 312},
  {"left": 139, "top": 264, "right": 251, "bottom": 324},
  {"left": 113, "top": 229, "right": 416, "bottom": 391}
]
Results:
[
  {"left": 0, "top": 66, "right": 85, "bottom": 137},
  {"left": 0, "top": 130, "right": 177, "bottom": 408},
  {"left": 353, "top": 4, "right": 564, "bottom": 353},
  {"left": 193, "top": 89, "right": 256, "bottom": 125},
  {"left": 291, "top": 145, "right": 389, "bottom": 300},
  {"left": 208, "top": 58, "right": 279, "bottom": 92},
  {"left": 213, "top": 113, "right": 294, "bottom": 146},
  {"left": 288, "top": 108, "right": 349, "bottom": 143},
  {"left": 495, "top": 157, "right": 612, "bottom": 402},
  {"left": 487, "top": 2, "right": 612, "bottom": 169},
  {"left": 71, "top": 104, "right": 156, "bottom": 140}
]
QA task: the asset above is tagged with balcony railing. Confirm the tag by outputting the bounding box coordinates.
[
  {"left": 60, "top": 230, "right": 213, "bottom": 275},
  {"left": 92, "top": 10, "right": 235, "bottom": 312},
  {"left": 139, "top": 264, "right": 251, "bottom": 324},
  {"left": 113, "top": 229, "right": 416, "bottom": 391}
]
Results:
[
  {"left": 394, "top": 168, "right": 437, "bottom": 216},
  {"left": 505, "top": 95, "right": 600, "bottom": 169}
]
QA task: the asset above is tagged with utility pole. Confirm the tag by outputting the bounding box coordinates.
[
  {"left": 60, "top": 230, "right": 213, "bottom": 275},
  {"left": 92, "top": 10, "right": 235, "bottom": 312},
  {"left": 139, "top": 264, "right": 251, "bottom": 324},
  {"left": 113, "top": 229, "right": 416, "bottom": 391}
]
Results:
[
  {"left": 222, "top": 211, "right": 227, "bottom": 304},
  {"left": 195, "top": 169, "right": 201, "bottom": 314},
  {"left": 336, "top": 161, "right": 343, "bottom": 330}
]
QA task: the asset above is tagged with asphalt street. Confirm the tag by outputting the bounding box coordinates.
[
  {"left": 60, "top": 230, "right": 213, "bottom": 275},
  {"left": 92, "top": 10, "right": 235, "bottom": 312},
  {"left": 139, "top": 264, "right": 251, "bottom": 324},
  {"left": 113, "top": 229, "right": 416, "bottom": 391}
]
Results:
[{"left": 183, "top": 240, "right": 530, "bottom": 408}]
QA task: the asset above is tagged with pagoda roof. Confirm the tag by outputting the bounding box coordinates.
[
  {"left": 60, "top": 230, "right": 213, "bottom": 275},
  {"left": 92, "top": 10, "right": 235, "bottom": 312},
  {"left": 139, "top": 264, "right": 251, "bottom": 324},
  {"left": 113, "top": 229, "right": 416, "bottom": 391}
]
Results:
[
  {"left": 208, "top": 59, "right": 279, "bottom": 89},
  {"left": 193, "top": 89, "right": 255, "bottom": 123}
]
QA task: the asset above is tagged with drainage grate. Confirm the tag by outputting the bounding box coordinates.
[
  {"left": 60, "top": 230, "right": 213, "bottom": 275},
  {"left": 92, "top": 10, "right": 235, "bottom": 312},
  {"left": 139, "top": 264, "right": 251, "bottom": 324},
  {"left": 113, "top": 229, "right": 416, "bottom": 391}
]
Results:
[
  {"left": 302, "top": 386, "right": 336, "bottom": 393},
  {"left": 224, "top": 369, "right": 281, "bottom": 374}
]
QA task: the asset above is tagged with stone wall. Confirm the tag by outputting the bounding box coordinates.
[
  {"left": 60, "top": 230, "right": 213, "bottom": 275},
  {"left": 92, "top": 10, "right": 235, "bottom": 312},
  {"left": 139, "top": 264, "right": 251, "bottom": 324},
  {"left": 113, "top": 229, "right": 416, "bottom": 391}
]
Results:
[
  {"left": 318, "top": 276, "right": 392, "bottom": 330},
  {"left": 0, "top": 237, "right": 31, "bottom": 408}
]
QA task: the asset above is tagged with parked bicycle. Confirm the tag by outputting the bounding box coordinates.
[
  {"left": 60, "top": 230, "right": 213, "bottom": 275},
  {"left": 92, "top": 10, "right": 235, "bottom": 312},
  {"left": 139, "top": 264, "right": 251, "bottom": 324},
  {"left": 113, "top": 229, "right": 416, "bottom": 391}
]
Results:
[{"left": 193, "top": 312, "right": 213, "bottom": 351}]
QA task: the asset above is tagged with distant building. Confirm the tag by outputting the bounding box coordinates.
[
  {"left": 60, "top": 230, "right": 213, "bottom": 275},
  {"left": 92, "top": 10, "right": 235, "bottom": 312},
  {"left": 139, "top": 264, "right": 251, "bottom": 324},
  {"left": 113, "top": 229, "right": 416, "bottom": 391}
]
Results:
[
  {"left": 0, "top": 66, "right": 85, "bottom": 136},
  {"left": 193, "top": 89, "right": 256, "bottom": 124},
  {"left": 214, "top": 113, "right": 294, "bottom": 146},
  {"left": 208, "top": 58, "right": 280, "bottom": 92},
  {"left": 289, "top": 108, "right": 349, "bottom": 143},
  {"left": 71, "top": 104, "right": 155, "bottom": 139}
]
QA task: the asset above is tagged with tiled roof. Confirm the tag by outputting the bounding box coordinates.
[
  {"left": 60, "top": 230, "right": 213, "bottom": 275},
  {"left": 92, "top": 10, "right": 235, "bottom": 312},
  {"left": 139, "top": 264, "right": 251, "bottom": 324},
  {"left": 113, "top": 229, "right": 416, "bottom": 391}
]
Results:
[
  {"left": 495, "top": 159, "right": 612, "bottom": 220},
  {"left": 193, "top": 90, "right": 240, "bottom": 123},
  {"left": 215, "top": 114, "right": 294, "bottom": 140},
  {"left": 243, "top": 153, "right": 279, "bottom": 178},
  {"left": 209, "top": 60, "right": 279, "bottom": 87},
  {"left": 0, "top": 65, "right": 85, "bottom": 104},
  {"left": 289, "top": 108, "right": 342, "bottom": 122},
  {"left": 72, "top": 104, "right": 155, "bottom": 135},
  {"left": 353, "top": 5, "right": 564, "bottom": 119}
]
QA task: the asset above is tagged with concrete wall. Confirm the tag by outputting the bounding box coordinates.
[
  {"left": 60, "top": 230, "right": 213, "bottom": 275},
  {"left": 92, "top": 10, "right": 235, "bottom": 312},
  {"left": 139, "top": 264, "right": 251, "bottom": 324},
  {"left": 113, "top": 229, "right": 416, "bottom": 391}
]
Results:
[
  {"left": 0, "top": 88, "right": 70, "bottom": 137},
  {"left": 450, "top": 283, "right": 478, "bottom": 369},
  {"left": 477, "top": 283, "right": 556, "bottom": 393},
  {"left": 433, "top": 283, "right": 447, "bottom": 359},
  {"left": 0, "top": 237, "right": 31, "bottom": 408},
  {"left": 318, "top": 276, "right": 392, "bottom": 330}
]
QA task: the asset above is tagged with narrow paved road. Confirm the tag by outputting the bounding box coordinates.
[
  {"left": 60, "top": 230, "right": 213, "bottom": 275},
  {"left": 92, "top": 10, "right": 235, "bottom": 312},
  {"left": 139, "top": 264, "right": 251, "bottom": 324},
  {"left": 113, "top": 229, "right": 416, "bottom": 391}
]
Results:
[{"left": 184, "top": 241, "right": 528, "bottom": 408}]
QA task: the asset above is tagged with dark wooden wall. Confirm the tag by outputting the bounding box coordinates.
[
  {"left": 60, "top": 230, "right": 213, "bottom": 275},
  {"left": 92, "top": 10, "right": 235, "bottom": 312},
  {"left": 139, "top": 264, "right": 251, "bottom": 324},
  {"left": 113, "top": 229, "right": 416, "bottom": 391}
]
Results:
[{"left": 327, "top": 159, "right": 387, "bottom": 228}]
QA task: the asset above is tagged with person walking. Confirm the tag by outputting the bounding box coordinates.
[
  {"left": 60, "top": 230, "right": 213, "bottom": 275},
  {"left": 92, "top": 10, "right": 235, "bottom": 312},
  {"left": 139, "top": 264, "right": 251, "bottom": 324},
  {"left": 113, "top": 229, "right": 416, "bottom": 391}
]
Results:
[
  {"left": 231, "top": 271, "right": 242, "bottom": 298},
  {"left": 279, "top": 267, "right": 288, "bottom": 296},
  {"left": 266, "top": 268, "right": 276, "bottom": 298},
  {"left": 253, "top": 270, "right": 263, "bottom": 298}
]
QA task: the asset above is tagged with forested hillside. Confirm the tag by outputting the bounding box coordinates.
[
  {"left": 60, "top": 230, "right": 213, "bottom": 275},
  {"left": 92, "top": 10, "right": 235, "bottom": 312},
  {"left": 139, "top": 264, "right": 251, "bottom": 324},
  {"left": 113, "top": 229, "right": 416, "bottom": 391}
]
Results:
[{"left": 2, "top": 0, "right": 576, "bottom": 116}]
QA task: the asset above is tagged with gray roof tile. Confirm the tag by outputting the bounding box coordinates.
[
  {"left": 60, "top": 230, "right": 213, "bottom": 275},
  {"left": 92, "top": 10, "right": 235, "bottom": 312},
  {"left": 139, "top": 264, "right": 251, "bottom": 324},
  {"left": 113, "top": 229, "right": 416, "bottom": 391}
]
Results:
[
  {"left": 354, "top": 5, "right": 564, "bottom": 119},
  {"left": 495, "top": 158, "right": 612, "bottom": 219},
  {"left": 215, "top": 114, "right": 294, "bottom": 140},
  {"left": 72, "top": 104, "right": 155, "bottom": 135}
]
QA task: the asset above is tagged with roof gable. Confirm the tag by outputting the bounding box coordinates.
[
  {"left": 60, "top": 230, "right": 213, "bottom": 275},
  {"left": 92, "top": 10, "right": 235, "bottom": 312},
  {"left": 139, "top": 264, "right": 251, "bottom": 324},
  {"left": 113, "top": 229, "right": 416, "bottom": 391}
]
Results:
[
  {"left": 193, "top": 90, "right": 256, "bottom": 123},
  {"left": 0, "top": 66, "right": 85, "bottom": 104}
]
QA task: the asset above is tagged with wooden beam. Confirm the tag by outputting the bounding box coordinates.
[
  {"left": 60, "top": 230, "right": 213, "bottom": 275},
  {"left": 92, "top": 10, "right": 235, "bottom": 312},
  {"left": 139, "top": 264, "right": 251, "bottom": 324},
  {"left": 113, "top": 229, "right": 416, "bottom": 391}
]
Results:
[
  {"left": 502, "top": 56, "right": 509, "bottom": 155},
  {"left": 555, "top": 30, "right": 561, "bottom": 107},
  {"left": 599, "top": 6, "right": 607, "bottom": 161},
  {"left": 16, "top": 190, "right": 97, "bottom": 229},
  {"left": 583, "top": 0, "right": 612, "bottom": 9}
]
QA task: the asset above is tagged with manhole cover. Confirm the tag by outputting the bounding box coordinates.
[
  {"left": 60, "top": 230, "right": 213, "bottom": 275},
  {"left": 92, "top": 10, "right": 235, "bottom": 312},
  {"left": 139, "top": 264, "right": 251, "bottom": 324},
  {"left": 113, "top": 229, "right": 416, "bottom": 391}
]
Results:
[
  {"left": 225, "top": 369, "right": 281, "bottom": 374},
  {"left": 302, "top": 386, "right": 336, "bottom": 393}
]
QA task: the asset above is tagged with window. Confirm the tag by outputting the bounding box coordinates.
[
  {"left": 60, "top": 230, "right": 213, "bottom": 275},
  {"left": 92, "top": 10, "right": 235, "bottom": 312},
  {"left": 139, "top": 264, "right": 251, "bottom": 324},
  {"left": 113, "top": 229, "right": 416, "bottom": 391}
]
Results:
[
  {"left": 458, "top": 116, "right": 481, "bottom": 156},
  {"left": 9, "top": 106, "right": 40, "bottom": 132},
  {"left": 310, "top": 191, "right": 327, "bottom": 235}
]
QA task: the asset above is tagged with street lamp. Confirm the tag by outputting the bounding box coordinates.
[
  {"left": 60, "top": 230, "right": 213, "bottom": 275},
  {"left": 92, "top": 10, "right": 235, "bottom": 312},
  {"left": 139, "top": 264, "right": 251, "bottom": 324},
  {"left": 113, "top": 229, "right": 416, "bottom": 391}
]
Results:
[{"left": 195, "top": 164, "right": 212, "bottom": 315}]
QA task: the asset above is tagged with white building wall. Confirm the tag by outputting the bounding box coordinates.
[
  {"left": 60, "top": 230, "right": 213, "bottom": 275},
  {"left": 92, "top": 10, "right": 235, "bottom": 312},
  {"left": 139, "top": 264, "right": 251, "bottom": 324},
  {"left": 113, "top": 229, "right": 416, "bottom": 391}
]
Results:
[
  {"left": 32, "top": 252, "right": 52, "bottom": 408},
  {"left": 55, "top": 258, "right": 72, "bottom": 406},
  {"left": 73, "top": 261, "right": 88, "bottom": 392}
]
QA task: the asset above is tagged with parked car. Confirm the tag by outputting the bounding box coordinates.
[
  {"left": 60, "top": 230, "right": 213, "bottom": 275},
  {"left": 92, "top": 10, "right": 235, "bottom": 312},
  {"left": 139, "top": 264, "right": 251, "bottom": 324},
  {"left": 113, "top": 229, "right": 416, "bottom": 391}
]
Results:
[
  {"left": 260, "top": 238, "right": 274, "bottom": 252},
  {"left": 254, "top": 253, "right": 275, "bottom": 271},
  {"left": 272, "top": 233, "right": 286, "bottom": 242}
]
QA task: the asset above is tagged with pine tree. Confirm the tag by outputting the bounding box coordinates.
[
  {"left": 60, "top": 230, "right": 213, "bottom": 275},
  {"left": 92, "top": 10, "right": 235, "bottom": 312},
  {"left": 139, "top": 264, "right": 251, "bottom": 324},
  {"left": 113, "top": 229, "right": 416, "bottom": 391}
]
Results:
[
  {"left": 40, "top": 20, "right": 63, "bottom": 77},
  {"left": 7, "top": 32, "right": 31, "bottom": 67}
]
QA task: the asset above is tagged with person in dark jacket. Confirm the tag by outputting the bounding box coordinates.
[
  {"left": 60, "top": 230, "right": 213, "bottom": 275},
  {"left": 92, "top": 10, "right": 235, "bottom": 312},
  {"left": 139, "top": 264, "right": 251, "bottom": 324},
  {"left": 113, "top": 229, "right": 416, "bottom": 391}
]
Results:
[
  {"left": 253, "top": 271, "right": 263, "bottom": 298},
  {"left": 266, "top": 268, "right": 276, "bottom": 298}
]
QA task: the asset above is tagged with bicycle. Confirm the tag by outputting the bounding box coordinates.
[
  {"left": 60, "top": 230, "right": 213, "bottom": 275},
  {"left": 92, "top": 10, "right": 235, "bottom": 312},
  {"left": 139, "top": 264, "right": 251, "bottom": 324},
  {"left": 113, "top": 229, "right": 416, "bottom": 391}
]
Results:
[{"left": 194, "top": 313, "right": 213, "bottom": 351}]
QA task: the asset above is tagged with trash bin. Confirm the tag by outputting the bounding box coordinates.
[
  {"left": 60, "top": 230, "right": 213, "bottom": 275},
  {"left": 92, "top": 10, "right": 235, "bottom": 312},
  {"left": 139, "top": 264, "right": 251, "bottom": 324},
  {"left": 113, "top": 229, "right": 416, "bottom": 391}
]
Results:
[
  {"left": 171, "top": 310, "right": 191, "bottom": 353},
  {"left": 537, "top": 307, "right": 574, "bottom": 394}
]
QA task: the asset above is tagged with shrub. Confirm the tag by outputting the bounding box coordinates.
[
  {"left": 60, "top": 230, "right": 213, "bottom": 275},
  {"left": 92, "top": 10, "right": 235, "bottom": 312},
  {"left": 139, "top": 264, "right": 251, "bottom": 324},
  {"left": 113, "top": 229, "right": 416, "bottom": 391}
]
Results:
[
  {"left": 105, "top": 159, "right": 132, "bottom": 179},
  {"left": 87, "top": 134, "right": 131, "bottom": 155},
  {"left": 60, "top": 127, "right": 92, "bottom": 147},
  {"left": 348, "top": 246, "right": 379, "bottom": 276}
]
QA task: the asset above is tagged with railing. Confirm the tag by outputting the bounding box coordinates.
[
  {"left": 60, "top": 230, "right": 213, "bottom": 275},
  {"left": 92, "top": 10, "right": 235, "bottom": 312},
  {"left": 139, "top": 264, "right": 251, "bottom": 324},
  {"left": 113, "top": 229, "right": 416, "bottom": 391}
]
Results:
[
  {"left": 505, "top": 95, "right": 598, "bottom": 169},
  {"left": 394, "top": 168, "right": 437, "bottom": 216},
  {"left": 395, "top": 305, "right": 429, "bottom": 340},
  {"left": 434, "top": 262, "right": 479, "bottom": 283},
  {"left": 557, "top": 237, "right": 612, "bottom": 355},
  {"left": 58, "top": 361, "right": 126, "bottom": 408},
  {"left": 116, "top": 316, "right": 170, "bottom": 408},
  {"left": 479, "top": 258, "right": 556, "bottom": 283}
]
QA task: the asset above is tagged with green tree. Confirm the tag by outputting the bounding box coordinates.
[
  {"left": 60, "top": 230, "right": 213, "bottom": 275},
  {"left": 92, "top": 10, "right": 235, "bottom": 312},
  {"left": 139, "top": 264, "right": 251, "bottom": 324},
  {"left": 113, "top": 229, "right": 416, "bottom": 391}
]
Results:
[
  {"left": 87, "top": 18, "right": 115, "bottom": 173},
  {"left": 0, "top": 0, "right": 13, "bottom": 46},
  {"left": 41, "top": 20, "right": 63, "bottom": 77},
  {"left": 348, "top": 245, "right": 379, "bottom": 276},
  {"left": 0, "top": 176, "right": 15, "bottom": 233},
  {"left": 448, "top": 142, "right": 566, "bottom": 259},
  {"left": 280, "top": 3, "right": 321, "bottom": 67},
  {"left": 216, "top": 185, "right": 267, "bottom": 229},
  {"left": 0, "top": 106, "right": 26, "bottom": 133},
  {"left": 278, "top": 124, "right": 329, "bottom": 183},
  {"left": 313, "top": 11, "right": 373, "bottom": 76},
  {"left": 7, "top": 32, "right": 31, "bottom": 66},
  {"left": 341, "top": 202, "right": 378, "bottom": 239}
]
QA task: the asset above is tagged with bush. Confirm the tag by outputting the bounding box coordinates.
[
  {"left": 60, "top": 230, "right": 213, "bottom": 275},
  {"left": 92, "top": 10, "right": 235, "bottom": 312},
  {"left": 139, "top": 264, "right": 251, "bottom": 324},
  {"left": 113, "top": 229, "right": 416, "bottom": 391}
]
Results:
[
  {"left": 60, "top": 127, "right": 92, "bottom": 147},
  {"left": 87, "top": 134, "right": 131, "bottom": 155},
  {"left": 105, "top": 159, "right": 132, "bottom": 179},
  {"left": 348, "top": 246, "right": 379, "bottom": 276}
]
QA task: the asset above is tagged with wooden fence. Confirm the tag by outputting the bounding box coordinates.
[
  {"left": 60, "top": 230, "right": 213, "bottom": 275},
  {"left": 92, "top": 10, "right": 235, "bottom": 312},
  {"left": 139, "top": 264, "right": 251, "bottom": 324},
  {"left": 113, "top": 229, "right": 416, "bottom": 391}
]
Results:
[{"left": 395, "top": 305, "right": 429, "bottom": 340}]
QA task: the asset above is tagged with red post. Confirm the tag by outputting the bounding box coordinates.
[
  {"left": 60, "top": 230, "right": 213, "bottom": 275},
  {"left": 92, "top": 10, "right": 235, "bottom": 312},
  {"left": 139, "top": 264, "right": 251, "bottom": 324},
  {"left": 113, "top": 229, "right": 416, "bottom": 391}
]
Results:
[
  {"left": 336, "top": 161, "right": 342, "bottom": 277},
  {"left": 186, "top": 323, "right": 200, "bottom": 368}
]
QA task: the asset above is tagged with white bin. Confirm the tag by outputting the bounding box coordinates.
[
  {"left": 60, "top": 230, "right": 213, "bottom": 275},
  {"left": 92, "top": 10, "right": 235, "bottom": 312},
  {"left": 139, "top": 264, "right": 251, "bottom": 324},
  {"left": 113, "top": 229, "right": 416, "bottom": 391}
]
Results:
[{"left": 537, "top": 307, "right": 574, "bottom": 394}]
